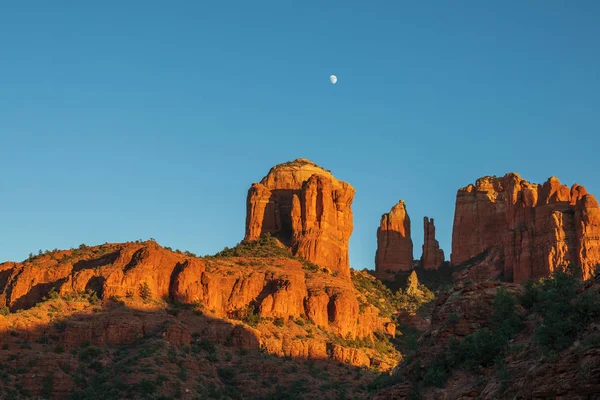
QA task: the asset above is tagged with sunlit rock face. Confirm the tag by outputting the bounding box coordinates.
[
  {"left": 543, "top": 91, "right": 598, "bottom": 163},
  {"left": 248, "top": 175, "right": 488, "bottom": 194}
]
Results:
[
  {"left": 245, "top": 158, "right": 355, "bottom": 279},
  {"left": 375, "top": 200, "right": 413, "bottom": 279},
  {"left": 451, "top": 173, "right": 600, "bottom": 282}
]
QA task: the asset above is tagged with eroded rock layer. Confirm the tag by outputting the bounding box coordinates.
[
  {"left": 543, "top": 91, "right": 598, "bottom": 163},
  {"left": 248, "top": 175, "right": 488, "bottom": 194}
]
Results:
[
  {"left": 421, "top": 217, "right": 444, "bottom": 270},
  {"left": 451, "top": 173, "right": 600, "bottom": 282},
  {"left": 0, "top": 242, "right": 394, "bottom": 344},
  {"left": 245, "top": 159, "right": 354, "bottom": 278},
  {"left": 375, "top": 200, "right": 413, "bottom": 278}
]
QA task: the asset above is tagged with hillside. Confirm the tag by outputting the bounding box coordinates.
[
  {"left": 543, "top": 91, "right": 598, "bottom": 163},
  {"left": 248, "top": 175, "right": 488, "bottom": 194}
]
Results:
[
  {"left": 0, "top": 239, "right": 424, "bottom": 399},
  {"left": 371, "top": 270, "right": 600, "bottom": 399}
]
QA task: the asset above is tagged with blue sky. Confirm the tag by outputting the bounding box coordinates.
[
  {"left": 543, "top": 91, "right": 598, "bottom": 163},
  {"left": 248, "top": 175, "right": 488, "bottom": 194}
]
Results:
[{"left": 1, "top": 1, "right": 599, "bottom": 269}]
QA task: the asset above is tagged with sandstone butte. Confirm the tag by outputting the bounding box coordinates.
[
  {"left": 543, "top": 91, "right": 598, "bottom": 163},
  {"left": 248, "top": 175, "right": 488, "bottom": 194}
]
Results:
[
  {"left": 375, "top": 200, "right": 414, "bottom": 278},
  {"left": 451, "top": 173, "right": 600, "bottom": 282},
  {"left": 245, "top": 158, "right": 355, "bottom": 279},
  {"left": 0, "top": 241, "right": 396, "bottom": 367},
  {"left": 420, "top": 217, "right": 445, "bottom": 270}
]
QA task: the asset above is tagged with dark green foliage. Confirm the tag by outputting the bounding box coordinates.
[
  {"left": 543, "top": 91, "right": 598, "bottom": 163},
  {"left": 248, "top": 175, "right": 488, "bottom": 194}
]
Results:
[
  {"left": 213, "top": 234, "right": 293, "bottom": 258},
  {"left": 446, "top": 312, "right": 459, "bottom": 326},
  {"left": 582, "top": 333, "right": 600, "bottom": 350},
  {"left": 520, "top": 279, "right": 539, "bottom": 309},
  {"left": 138, "top": 379, "right": 157, "bottom": 395},
  {"left": 41, "top": 374, "right": 54, "bottom": 398},
  {"left": 390, "top": 263, "right": 455, "bottom": 293},
  {"left": 211, "top": 234, "right": 322, "bottom": 272},
  {"left": 492, "top": 288, "right": 523, "bottom": 340},
  {"left": 217, "top": 367, "right": 235, "bottom": 382},
  {"left": 423, "top": 363, "right": 446, "bottom": 388},
  {"left": 448, "top": 328, "right": 506, "bottom": 370},
  {"left": 494, "top": 356, "right": 510, "bottom": 393},
  {"left": 139, "top": 282, "right": 152, "bottom": 301},
  {"left": 274, "top": 317, "right": 285, "bottom": 327},
  {"left": 417, "top": 288, "right": 523, "bottom": 390},
  {"left": 523, "top": 269, "right": 600, "bottom": 352},
  {"left": 366, "top": 370, "right": 405, "bottom": 391},
  {"left": 240, "top": 305, "right": 261, "bottom": 328},
  {"left": 395, "top": 324, "right": 421, "bottom": 353},
  {"left": 0, "top": 306, "right": 9, "bottom": 316},
  {"left": 195, "top": 338, "right": 216, "bottom": 354},
  {"left": 79, "top": 346, "right": 102, "bottom": 363},
  {"left": 351, "top": 269, "right": 434, "bottom": 319},
  {"left": 37, "top": 335, "right": 50, "bottom": 344}
]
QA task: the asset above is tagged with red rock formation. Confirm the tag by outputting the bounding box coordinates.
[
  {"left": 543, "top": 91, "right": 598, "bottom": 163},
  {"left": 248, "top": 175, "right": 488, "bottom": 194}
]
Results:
[
  {"left": 245, "top": 159, "right": 355, "bottom": 279},
  {"left": 0, "top": 242, "right": 394, "bottom": 343},
  {"left": 451, "top": 173, "right": 600, "bottom": 282},
  {"left": 375, "top": 200, "right": 413, "bottom": 278},
  {"left": 421, "top": 217, "right": 445, "bottom": 270}
]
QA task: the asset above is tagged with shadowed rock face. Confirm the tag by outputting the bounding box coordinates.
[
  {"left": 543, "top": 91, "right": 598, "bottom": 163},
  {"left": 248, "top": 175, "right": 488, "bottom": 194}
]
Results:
[
  {"left": 375, "top": 200, "right": 413, "bottom": 278},
  {"left": 421, "top": 217, "right": 444, "bottom": 270},
  {"left": 245, "top": 159, "right": 355, "bottom": 279},
  {"left": 451, "top": 173, "right": 600, "bottom": 282}
]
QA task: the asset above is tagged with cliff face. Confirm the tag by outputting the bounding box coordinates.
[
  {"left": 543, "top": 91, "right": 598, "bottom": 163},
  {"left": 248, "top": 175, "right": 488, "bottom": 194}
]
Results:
[
  {"left": 451, "top": 173, "right": 600, "bottom": 282},
  {"left": 0, "top": 242, "right": 395, "bottom": 362},
  {"left": 421, "top": 217, "right": 444, "bottom": 270},
  {"left": 375, "top": 200, "right": 413, "bottom": 278},
  {"left": 245, "top": 159, "right": 355, "bottom": 279}
]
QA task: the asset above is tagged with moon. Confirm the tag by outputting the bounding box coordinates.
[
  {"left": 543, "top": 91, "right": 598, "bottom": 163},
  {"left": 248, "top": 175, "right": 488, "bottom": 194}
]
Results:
[{"left": 329, "top": 75, "right": 337, "bottom": 84}]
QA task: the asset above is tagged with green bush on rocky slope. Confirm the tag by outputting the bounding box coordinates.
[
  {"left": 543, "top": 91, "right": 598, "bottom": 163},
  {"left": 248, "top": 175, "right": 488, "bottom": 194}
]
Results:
[
  {"left": 352, "top": 269, "right": 435, "bottom": 320},
  {"left": 209, "top": 234, "right": 321, "bottom": 272},
  {"left": 371, "top": 267, "right": 600, "bottom": 399}
]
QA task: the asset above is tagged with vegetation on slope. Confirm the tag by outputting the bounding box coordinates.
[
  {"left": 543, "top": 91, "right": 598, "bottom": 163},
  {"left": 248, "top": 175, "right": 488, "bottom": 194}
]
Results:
[
  {"left": 209, "top": 235, "right": 321, "bottom": 272},
  {"left": 352, "top": 269, "right": 435, "bottom": 320},
  {"left": 372, "top": 267, "right": 600, "bottom": 399},
  {"left": 0, "top": 293, "right": 380, "bottom": 400},
  {"left": 384, "top": 263, "right": 455, "bottom": 294}
]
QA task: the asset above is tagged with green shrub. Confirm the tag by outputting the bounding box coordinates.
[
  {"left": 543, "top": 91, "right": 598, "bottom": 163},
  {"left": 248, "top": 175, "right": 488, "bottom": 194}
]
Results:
[
  {"left": 525, "top": 269, "right": 600, "bottom": 352},
  {"left": 138, "top": 379, "right": 157, "bottom": 395},
  {"left": 274, "top": 317, "right": 285, "bottom": 327},
  {"left": 196, "top": 338, "right": 216, "bottom": 354},
  {"left": 139, "top": 282, "right": 152, "bottom": 301},
  {"left": 241, "top": 305, "right": 261, "bottom": 328},
  {"left": 0, "top": 306, "right": 9, "bottom": 316},
  {"left": 446, "top": 312, "right": 459, "bottom": 326},
  {"left": 491, "top": 288, "right": 523, "bottom": 340},
  {"left": 213, "top": 234, "right": 293, "bottom": 258},
  {"left": 217, "top": 367, "right": 236, "bottom": 382},
  {"left": 520, "top": 279, "right": 539, "bottom": 309},
  {"left": 423, "top": 363, "right": 446, "bottom": 388},
  {"left": 457, "top": 328, "right": 506, "bottom": 369},
  {"left": 79, "top": 346, "right": 102, "bottom": 363}
]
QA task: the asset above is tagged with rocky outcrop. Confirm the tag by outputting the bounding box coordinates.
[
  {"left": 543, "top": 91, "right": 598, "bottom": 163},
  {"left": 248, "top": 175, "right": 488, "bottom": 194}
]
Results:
[
  {"left": 0, "top": 242, "right": 394, "bottom": 343},
  {"left": 452, "top": 246, "right": 504, "bottom": 284},
  {"left": 375, "top": 200, "right": 413, "bottom": 278},
  {"left": 375, "top": 276, "right": 600, "bottom": 399},
  {"left": 451, "top": 173, "right": 600, "bottom": 282},
  {"left": 421, "top": 217, "right": 444, "bottom": 270},
  {"left": 245, "top": 159, "right": 355, "bottom": 279}
]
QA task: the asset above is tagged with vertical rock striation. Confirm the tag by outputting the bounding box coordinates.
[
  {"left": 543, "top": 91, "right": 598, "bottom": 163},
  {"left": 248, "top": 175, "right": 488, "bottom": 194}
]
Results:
[
  {"left": 451, "top": 173, "right": 600, "bottom": 282},
  {"left": 244, "top": 159, "right": 355, "bottom": 279},
  {"left": 421, "top": 217, "right": 444, "bottom": 270},
  {"left": 375, "top": 200, "right": 413, "bottom": 278}
]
